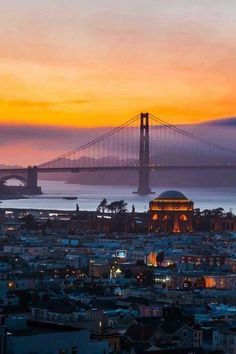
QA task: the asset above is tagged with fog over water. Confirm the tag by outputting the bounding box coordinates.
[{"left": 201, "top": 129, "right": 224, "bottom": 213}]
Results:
[{"left": 1, "top": 180, "right": 236, "bottom": 213}]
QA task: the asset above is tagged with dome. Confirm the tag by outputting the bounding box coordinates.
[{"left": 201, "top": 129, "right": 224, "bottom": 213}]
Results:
[{"left": 157, "top": 190, "right": 187, "bottom": 199}]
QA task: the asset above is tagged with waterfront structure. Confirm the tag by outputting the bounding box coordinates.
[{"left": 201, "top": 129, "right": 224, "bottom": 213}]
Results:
[
  {"left": 1, "top": 112, "right": 236, "bottom": 196},
  {"left": 149, "top": 190, "right": 194, "bottom": 233}
]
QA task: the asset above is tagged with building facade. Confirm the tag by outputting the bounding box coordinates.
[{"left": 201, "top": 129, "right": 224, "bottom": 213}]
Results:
[{"left": 149, "top": 190, "right": 194, "bottom": 233}]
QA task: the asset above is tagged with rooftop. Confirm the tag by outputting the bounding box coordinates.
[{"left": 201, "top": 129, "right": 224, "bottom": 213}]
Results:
[{"left": 157, "top": 190, "right": 188, "bottom": 200}]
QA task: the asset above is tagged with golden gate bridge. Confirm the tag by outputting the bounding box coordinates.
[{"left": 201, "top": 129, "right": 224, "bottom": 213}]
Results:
[{"left": 1, "top": 112, "right": 236, "bottom": 195}]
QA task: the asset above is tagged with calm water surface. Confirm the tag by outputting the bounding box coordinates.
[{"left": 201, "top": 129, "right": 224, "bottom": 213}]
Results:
[{"left": 1, "top": 181, "right": 236, "bottom": 212}]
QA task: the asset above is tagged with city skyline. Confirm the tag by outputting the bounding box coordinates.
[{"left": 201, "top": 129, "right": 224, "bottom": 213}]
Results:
[{"left": 1, "top": 4, "right": 236, "bottom": 354}]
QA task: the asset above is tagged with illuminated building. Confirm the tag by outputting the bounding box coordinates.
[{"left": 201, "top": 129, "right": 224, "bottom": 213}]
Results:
[
  {"left": 149, "top": 190, "right": 194, "bottom": 233},
  {"left": 145, "top": 252, "right": 158, "bottom": 267},
  {"left": 180, "top": 255, "right": 225, "bottom": 269},
  {"left": 203, "top": 275, "right": 236, "bottom": 289}
]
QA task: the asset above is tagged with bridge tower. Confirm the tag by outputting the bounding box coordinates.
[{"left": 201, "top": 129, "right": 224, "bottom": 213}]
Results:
[
  {"left": 27, "top": 166, "right": 42, "bottom": 194},
  {"left": 137, "top": 112, "right": 152, "bottom": 194}
]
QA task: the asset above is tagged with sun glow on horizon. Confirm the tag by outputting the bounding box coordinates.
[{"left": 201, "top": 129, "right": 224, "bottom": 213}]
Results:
[{"left": 0, "top": 0, "right": 236, "bottom": 129}]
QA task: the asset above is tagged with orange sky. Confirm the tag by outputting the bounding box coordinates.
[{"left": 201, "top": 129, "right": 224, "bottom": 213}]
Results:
[{"left": 0, "top": 0, "right": 236, "bottom": 128}]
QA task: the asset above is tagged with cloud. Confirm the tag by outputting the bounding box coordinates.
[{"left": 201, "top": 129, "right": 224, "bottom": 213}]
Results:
[
  {"left": 0, "top": 116, "right": 235, "bottom": 148},
  {"left": 0, "top": 98, "right": 93, "bottom": 108},
  {"left": 0, "top": 116, "right": 236, "bottom": 166},
  {"left": 202, "top": 117, "right": 236, "bottom": 126},
  {"left": 0, "top": 124, "right": 109, "bottom": 150}
]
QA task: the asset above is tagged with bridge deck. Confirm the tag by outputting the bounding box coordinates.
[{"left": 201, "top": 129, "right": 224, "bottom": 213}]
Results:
[{"left": 1, "top": 164, "right": 236, "bottom": 174}]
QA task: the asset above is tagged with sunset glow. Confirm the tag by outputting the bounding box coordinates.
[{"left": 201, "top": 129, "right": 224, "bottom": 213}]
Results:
[{"left": 0, "top": 0, "right": 235, "bottom": 129}]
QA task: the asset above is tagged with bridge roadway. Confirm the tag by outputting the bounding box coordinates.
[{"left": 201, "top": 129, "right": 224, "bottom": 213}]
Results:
[{"left": 1, "top": 164, "right": 236, "bottom": 174}]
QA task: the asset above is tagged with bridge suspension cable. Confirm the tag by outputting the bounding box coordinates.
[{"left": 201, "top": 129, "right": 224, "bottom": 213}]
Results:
[
  {"left": 38, "top": 112, "right": 236, "bottom": 170},
  {"left": 38, "top": 114, "right": 140, "bottom": 168},
  {"left": 150, "top": 113, "right": 236, "bottom": 156},
  {"left": 2, "top": 112, "right": 236, "bottom": 196}
]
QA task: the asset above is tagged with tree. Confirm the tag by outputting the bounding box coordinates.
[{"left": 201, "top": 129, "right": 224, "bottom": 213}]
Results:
[
  {"left": 117, "top": 200, "right": 128, "bottom": 213},
  {"left": 21, "top": 214, "right": 38, "bottom": 230},
  {"left": 107, "top": 201, "right": 116, "bottom": 214},
  {"left": 138, "top": 268, "right": 155, "bottom": 287},
  {"left": 194, "top": 208, "right": 201, "bottom": 217},
  {"left": 107, "top": 200, "right": 128, "bottom": 214},
  {"left": 40, "top": 218, "right": 52, "bottom": 235},
  {"left": 212, "top": 207, "right": 224, "bottom": 217},
  {"left": 201, "top": 209, "right": 213, "bottom": 218},
  {"left": 97, "top": 198, "right": 108, "bottom": 213},
  {"left": 225, "top": 211, "right": 234, "bottom": 218}
]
